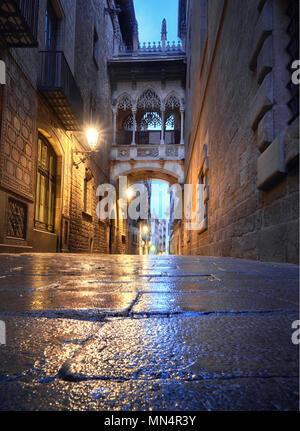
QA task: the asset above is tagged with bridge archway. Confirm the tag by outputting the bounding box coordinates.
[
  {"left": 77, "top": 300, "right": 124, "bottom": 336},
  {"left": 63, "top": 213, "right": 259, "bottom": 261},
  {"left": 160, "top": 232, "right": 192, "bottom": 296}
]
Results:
[{"left": 110, "top": 162, "right": 184, "bottom": 186}]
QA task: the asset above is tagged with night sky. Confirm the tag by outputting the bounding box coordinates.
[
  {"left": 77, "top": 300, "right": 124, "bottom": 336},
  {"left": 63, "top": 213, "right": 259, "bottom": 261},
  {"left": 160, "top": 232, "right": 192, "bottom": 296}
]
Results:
[{"left": 134, "top": 0, "right": 180, "bottom": 45}]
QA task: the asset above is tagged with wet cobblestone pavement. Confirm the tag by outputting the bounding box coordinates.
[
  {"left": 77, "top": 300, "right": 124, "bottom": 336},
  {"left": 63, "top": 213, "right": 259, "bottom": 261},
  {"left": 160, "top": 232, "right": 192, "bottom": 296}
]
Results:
[{"left": 0, "top": 254, "right": 298, "bottom": 411}]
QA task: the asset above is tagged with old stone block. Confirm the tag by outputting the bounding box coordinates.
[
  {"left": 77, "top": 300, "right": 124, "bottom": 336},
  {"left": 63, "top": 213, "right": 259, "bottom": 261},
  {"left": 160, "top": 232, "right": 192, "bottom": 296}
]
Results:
[
  {"left": 263, "top": 200, "right": 282, "bottom": 228},
  {"left": 273, "top": 104, "right": 290, "bottom": 138},
  {"left": 257, "top": 35, "right": 273, "bottom": 85},
  {"left": 13, "top": 116, "right": 21, "bottom": 131},
  {"left": 15, "top": 166, "right": 22, "bottom": 180},
  {"left": 2, "top": 140, "right": 11, "bottom": 157},
  {"left": 7, "top": 127, "right": 16, "bottom": 143},
  {"left": 257, "top": 104, "right": 290, "bottom": 154},
  {"left": 249, "top": 0, "right": 273, "bottom": 71},
  {"left": 257, "top": 109, "right": 274, "bottom": 152},
  {"left": 6, "top": 160, "right": 14, "bottom": 176},
  {"left": 11, "top": 148, "right": 19, "bottom": 163},
  {"left": 240, "top": 168, "right": 248, "bottom": 186},
  {"left": 25, "top": 144, "right": 32, "bottom": 157},
  {"left": 24, "top": 173, "right": 30, "bottom": 185},
  {"left": 258, "top": 224, "right": 287, "bottom": 262},
  {"left": 250, "top": 73, "right": 273, "bottom": 131},
  {"left": 281, "top": 194, "right": 299, "bottom": 224},
  {"left": 257, "top": 134, "right": 286, "bottom": 190},
  {"left": 16, "top": 136, "right": 24, "bottom": 150},
  {"left": 22, "top": 125, "right": 29, "bottom": 140},
  {"left": 284, "top": 119, "right": 299, "bottom": 167},
  {"left": 20, "top": 155, "right": 27, "bottom": 168},
  {"left": 286, "top": 220, "right": 299, "bottom": 264}
]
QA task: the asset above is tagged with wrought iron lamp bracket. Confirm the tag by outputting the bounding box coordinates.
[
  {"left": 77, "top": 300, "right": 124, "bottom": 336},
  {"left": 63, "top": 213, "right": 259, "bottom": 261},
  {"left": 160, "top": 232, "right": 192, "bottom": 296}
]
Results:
[{"left": 72, "top": 149, "right": 95, "bottom": 169}]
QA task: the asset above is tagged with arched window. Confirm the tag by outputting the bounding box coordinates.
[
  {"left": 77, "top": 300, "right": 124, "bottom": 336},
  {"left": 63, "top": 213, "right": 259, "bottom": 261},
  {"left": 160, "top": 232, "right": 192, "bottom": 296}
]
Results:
[
  {"left": 137, "top": 89, "right": 161, "bottom": 110},
  {"left": 165, "top": 94, "right": 180, "bottom": 110},
  {"left": 140, "top": 111, "right": 162, "bottom": 130},
  {"left": 165, "top": 114, "right": 175, "bottom": 130},
  {"left": 117, "top": 94, "right": 132, "bottom": 111},
  {"left": 165, "top": 93, "right": 180, "bottom": 131},
  {"left": 123, "top": 114, "right": 134, "bottom": 130},
  {"left": 35, "top": 134, "right": 57, "bottom": 233}
]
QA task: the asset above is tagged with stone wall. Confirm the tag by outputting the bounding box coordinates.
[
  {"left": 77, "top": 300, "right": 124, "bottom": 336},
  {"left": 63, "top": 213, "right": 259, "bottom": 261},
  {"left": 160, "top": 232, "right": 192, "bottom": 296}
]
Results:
[
  {"left": 180, "top": 0, "right": 299, "bottom": 263},
  {"left": 0, "top": 0, "right": 123, "bottom": 254}
]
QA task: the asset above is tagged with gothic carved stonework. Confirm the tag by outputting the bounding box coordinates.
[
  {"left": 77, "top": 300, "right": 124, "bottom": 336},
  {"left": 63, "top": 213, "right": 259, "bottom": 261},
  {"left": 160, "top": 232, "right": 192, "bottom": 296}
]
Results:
[
  {"left": 137, "top": 89, "right": 161, "bottom": 110},
  {"left": 165, "top": 94, "right": 180, "bottom": 109},
  {"left": 117, "top": 94, "right": 132, "bottom": 110},
  {"left": 166, "top": 147, "right": 179, "bottom": 157},
  {"left": 7, "top": 198, "right": 27, "bottom": 239},
  {"left": 118, "top": 148, "right": 130, "bottom": 157},
  {"left": 137, "top": 148, "right": 159, "bottom": 158}
]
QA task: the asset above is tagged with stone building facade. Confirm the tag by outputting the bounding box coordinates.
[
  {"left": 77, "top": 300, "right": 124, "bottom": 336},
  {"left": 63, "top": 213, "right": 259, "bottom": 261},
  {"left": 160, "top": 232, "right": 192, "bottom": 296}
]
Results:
[
  {"left": 0, "top": 0, "right": 298, "bottom": 263},
  {"left": 170, "top": 0, "right": 299, "bottom": 263},
  {"left": 0, "top": 0, "right": 135, "bottom": 253}
]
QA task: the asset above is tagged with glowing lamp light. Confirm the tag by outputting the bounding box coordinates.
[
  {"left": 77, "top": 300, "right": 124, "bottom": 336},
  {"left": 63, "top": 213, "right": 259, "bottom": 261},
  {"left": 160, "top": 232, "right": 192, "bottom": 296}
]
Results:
[
  {"left": 86, "top": 128, "right": 99, "bottom": 150},
  {"left": 126, "top": 188, "right": 134, "bottom": 200},
  {"left": 143, "top": 225, "right": 149, "bottom": 234}
]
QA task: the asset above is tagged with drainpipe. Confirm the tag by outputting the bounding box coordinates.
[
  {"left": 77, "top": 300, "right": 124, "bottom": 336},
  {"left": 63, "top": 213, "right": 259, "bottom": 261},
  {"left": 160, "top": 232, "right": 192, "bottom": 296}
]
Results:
[{"left": 161, "top": 107, "right": 165, "bottom": 145}]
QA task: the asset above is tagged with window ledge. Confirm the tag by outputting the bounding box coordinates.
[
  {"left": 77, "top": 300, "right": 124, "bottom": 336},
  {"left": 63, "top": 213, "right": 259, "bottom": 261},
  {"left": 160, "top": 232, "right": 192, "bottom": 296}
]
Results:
[{"left": 33, "top": 229, "right": 56, "bottom": 236}]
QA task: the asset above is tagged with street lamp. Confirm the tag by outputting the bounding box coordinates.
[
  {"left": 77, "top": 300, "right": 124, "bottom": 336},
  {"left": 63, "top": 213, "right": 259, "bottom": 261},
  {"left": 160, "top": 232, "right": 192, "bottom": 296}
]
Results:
[
  {"left": 126, "top": 188, "right": 134, "bottom": 200},
  {"left": 142, "top": 225, "right": 149, "bottom": 235},
  {"left": 86, "top": 128, "right": 99, "bottom": 150},
  {"left": 72, "top": 127, "right": 100, "bottom": 168}
]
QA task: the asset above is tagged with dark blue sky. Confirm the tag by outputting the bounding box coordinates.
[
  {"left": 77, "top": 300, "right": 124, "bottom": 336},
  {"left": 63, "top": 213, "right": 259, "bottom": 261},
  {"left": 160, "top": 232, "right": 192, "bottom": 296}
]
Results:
[{"left": 134, "top": 0, "right": 180, "bottom": 45}]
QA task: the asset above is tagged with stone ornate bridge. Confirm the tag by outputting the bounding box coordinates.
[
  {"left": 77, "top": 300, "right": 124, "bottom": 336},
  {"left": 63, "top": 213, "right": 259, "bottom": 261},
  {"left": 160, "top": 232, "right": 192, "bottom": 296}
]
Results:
[{"left": 108, "top": 19, "right": 186, "bottom": 186}]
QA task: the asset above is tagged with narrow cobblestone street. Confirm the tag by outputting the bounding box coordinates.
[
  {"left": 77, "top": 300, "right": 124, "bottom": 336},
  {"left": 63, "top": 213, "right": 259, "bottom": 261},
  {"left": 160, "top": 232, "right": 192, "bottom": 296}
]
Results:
[{"left": 0, "top": 254, "right": 298, "bottom": 411}]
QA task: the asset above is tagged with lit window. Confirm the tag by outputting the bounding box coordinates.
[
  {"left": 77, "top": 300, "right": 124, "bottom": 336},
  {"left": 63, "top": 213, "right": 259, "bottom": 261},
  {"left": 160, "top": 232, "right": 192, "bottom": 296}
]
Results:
[{"left": 35, "top": 135, "right": 57, "bottom": 233}]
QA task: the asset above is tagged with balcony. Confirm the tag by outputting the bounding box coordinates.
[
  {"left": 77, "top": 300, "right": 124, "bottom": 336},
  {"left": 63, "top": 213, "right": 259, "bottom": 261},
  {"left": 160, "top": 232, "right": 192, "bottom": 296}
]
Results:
[
  {"left": 116, "top": 130, "right": 181, "bottom": 146},
  {"left": 0, "top": 0, "right": 39, "bottom": 47},
  {"left": 116, "top": 130, "right": 132, "bottom": 146},
  {"left": 137, "top": 130, "right": 180, "bottom": 145},
  {"left": 38, "top": 51, "right": 83, "bottom": 131},
  {"left": 110, "top": 143, "right": 185, "bottom": 162}
]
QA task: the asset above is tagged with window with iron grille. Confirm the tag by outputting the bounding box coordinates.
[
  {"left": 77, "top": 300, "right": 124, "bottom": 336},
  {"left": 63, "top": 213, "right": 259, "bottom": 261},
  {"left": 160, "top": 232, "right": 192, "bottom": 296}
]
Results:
[
  {"left": 7, "top": 198, "right": 27, "bottom": 239},
  {"left": 287, "top": 0, "right": 299, "bottom": 123},
  {"left": 34, "top": 134, "right": 57, "bottom": 233}
]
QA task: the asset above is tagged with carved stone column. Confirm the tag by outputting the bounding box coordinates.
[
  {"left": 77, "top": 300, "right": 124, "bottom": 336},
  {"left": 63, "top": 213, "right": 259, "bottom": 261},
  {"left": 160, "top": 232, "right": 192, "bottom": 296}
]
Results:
[
  {"left": 160, "top": 107, "right": 165, "bottom": 145},
  {"left": 112, "top": 107, "right": 117, "bottom": 146},
  {"left": 180, "top": 107, "right": 185, "bottom": 145},
  {"left": 132, "top": 107, "right": 137, "bottom": 145}
]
